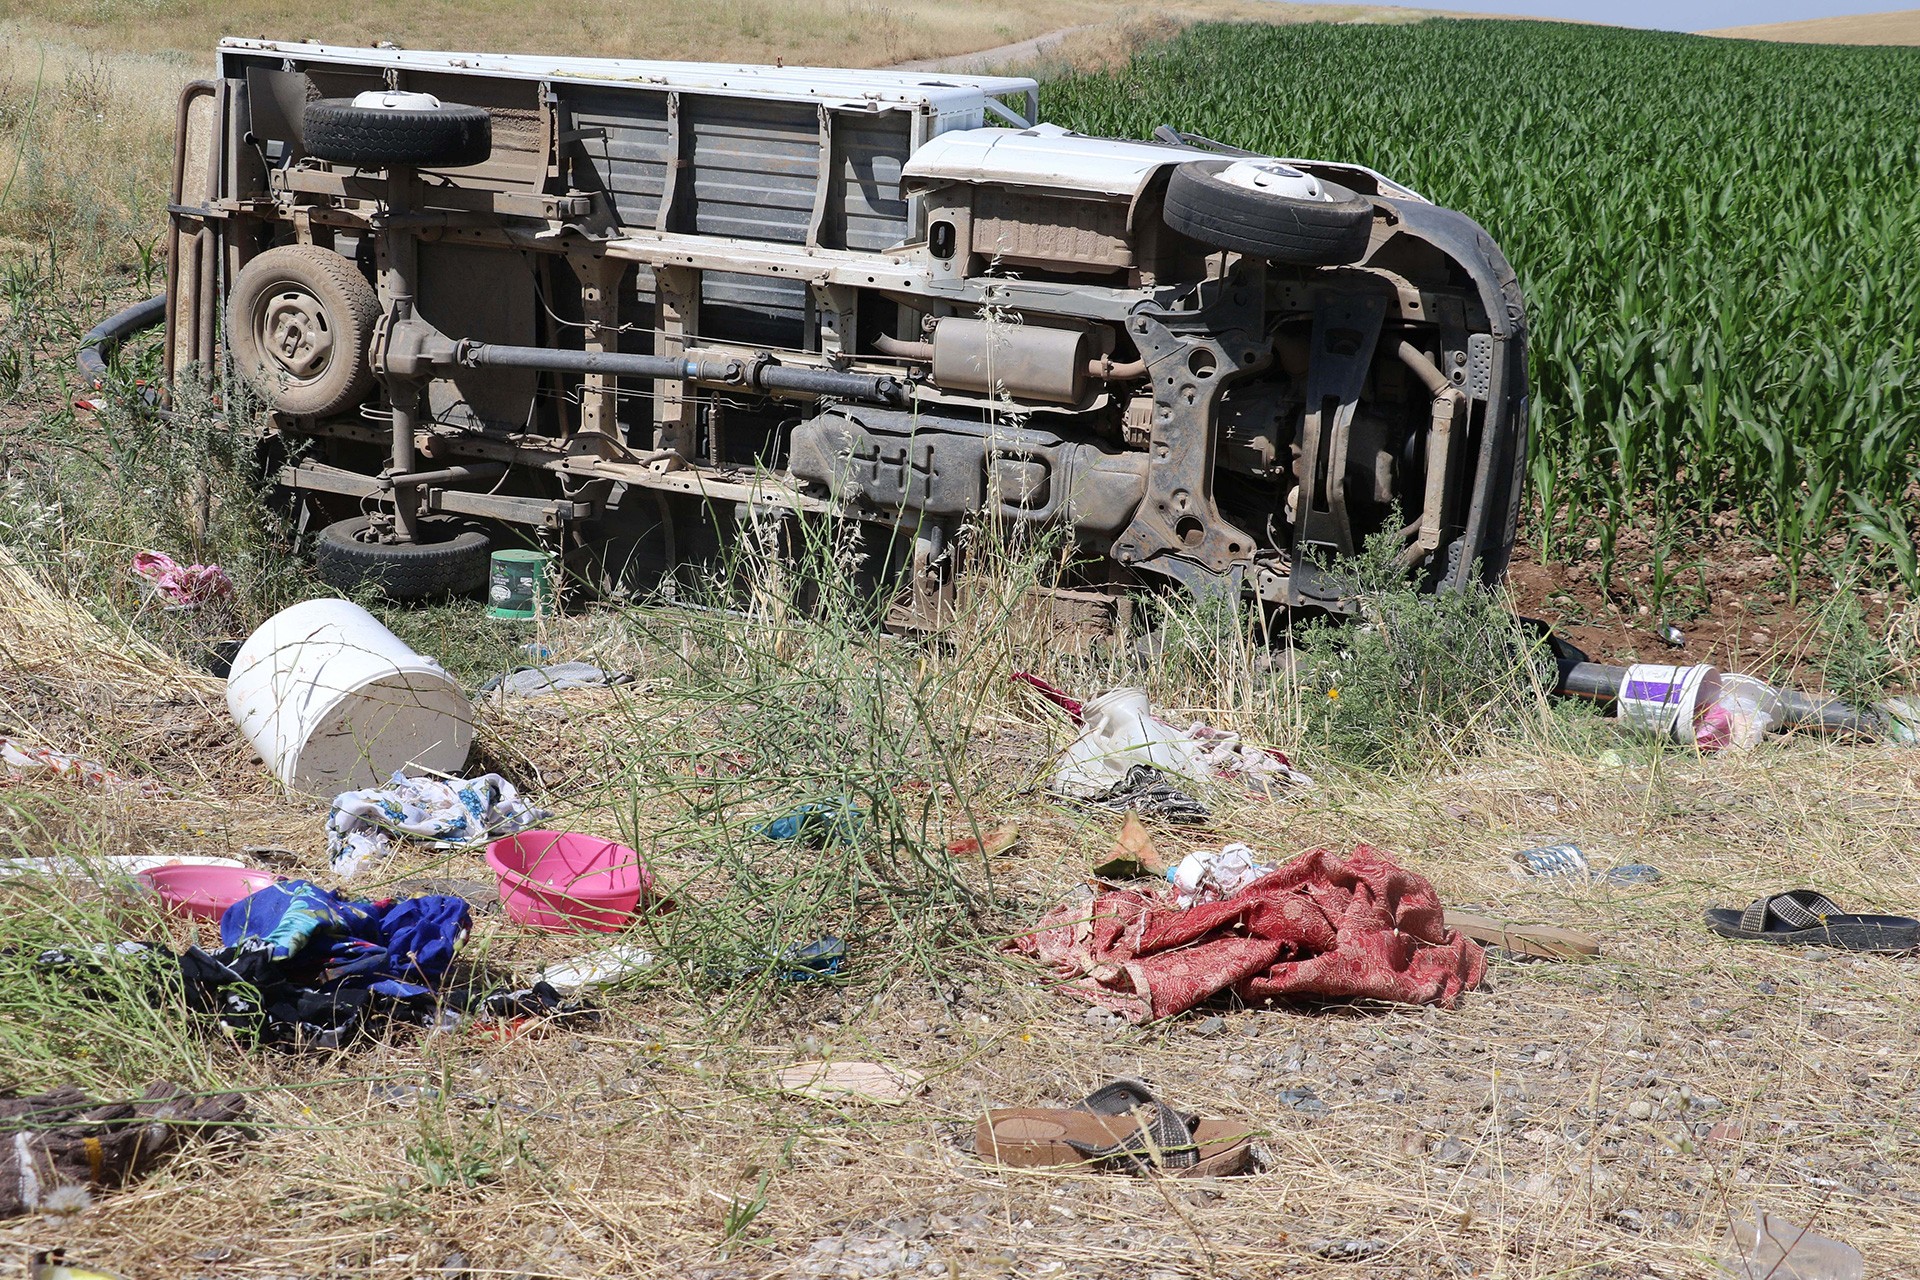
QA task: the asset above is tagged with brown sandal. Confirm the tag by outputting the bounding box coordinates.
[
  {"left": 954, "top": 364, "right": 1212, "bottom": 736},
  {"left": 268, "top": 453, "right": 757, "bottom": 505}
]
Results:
[
  {"left": 977, "top": 1079, "right": 1254, "bottom": 1177},
  {"left": 1446, "top": 909, "right": 1601, "bottom": 960}
]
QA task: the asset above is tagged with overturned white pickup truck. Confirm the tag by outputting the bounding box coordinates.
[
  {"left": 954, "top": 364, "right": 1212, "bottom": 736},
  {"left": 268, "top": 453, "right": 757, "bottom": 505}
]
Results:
[{"left": 164, "top": 39, "right": 1528, "bottom": 618}]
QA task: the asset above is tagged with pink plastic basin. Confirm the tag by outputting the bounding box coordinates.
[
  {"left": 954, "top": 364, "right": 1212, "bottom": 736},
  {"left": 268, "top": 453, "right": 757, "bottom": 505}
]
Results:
[
  {"left": 485, "top": 829, "right": 652, "bottom": 932},
  {"left": 138, "top": 864, "right": 279, "bottom": 922}
]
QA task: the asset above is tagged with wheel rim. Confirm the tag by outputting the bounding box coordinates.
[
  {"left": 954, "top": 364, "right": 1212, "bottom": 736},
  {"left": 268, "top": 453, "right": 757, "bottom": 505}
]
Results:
[
  {"left": 349, "top": 519, "right": 411, "bottom": 548},
  {"left": 347, "top": 519, "right": 454, "bottom": 548},
  {"left": 253, "top": 283, "right": 334, "bottom": 385},
  {"left": 1214, "top": 160, "right": 1325, "bottom": 202}
]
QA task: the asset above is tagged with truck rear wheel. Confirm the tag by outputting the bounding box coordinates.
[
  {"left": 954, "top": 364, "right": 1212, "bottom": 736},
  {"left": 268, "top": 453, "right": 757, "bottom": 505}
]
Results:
[
  {"left": 228, "top": 245, "right": 380, "bottom": 417},
  {"left": 304, "top": 95, "right": 492, "bottom": 169},
  {"left": 314, "top": 516, "right": 492, "bottom": 599},
  {"left": 1164, "top": 159, "right": 1375, "bottom": 266}
]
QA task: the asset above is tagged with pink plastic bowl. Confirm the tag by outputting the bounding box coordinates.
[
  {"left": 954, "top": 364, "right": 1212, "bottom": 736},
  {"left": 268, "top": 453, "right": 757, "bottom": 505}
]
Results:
[
  {"left": 485, "top": 829, "right": 652, "bottom": 932},
  {"left": 137, "top": 864, "right": 279, "bottom": 922}
]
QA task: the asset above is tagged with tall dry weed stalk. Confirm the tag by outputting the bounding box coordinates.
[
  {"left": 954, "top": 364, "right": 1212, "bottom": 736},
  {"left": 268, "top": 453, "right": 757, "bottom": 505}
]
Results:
[{"left": 0, "top": 29, "right": 182, "bottom": 271}]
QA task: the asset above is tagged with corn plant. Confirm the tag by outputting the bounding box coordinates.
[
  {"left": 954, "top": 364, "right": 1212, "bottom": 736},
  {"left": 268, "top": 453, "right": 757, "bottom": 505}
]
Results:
[{"left": 1046, "top": 20, "right": 1920, "bottom": 593}]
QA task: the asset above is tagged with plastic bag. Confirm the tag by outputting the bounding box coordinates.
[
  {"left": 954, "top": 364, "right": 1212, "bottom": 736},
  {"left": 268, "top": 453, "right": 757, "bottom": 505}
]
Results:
[{"left": 1692, "top": 673, "right": 1782, "bottom": 752}]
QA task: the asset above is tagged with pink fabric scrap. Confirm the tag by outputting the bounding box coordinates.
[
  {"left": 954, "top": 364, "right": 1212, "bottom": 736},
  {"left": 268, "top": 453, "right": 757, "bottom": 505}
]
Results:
[
  {"left": 1, "top": 737, "right": 157, "bottom": 794},
  {"left": 131, "top": 551, "right": 233, "bottom": 609},
  {"left": 1010, "top": 844, "right": 1486, "bottom": 1022}
]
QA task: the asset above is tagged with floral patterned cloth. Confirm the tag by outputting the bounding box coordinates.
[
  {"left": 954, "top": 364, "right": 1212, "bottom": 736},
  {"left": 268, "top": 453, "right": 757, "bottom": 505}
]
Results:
[{"left": 327, "top": 771, "right": 546, "bottom": 877}]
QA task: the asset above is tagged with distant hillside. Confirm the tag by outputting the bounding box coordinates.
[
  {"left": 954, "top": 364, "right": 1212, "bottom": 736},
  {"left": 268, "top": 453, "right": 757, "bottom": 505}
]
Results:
[{"left": 1705, "top": 8, "right": 1920, "bottom": 45}]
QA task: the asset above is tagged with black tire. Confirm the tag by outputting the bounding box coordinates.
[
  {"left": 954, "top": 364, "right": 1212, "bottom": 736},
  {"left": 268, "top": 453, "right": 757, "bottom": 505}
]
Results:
[
  {"left": 314, "top": 516, "right": 492, "bottom": 599},
  {"left": 1164, "top": 160, "right": 1375, "bottom": 266},
  {"left": 303, "top": 98, "right": 492, "bottom": 169},
  {"left": 228, "top": 245, "right": 380, "bottom": 417}
]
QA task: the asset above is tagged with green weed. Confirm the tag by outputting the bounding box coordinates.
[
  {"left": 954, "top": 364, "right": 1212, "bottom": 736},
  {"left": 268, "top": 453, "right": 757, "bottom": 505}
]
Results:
[
  {"left": 1288, "top": 524, "right": 1566, "bottom": 770},
  {"left": 569, "top": 511, "right": 1018, "bottom": 1023},
  {"left": 403, "top": 1068, "right": 534, "bottom": 1191},
  {"left": 0, "top": 350, "right": 308, "bottom": 644},
  {"left": 1815, "top": 586, "right": 1915, "bottom": 709},
  {"left": 718, "top": 1139, "right": 791, "bottom": 1258},
  {"left": 0, "top": 798, "right": 215, "bottom": 1093}
]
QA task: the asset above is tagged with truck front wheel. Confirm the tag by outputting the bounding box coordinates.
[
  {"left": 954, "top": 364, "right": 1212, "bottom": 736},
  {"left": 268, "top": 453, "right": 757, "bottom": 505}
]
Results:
[{"left": 1164, "top": 159, "right": 1375, "bottom": 266}]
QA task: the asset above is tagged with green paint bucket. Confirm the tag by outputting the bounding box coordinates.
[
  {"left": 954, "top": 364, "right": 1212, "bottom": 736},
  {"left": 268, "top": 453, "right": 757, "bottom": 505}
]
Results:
[{"left": 486, "top": 548, "right": 554, "bottom": 620}]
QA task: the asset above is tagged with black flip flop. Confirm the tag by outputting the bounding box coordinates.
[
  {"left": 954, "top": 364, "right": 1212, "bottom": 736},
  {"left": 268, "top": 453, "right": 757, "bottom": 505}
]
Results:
[{"left": 1705, "top": 889, "right": 1920, "bottom": 953}]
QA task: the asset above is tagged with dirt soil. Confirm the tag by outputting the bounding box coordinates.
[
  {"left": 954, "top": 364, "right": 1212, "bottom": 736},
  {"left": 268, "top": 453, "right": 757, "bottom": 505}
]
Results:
[
  {"left": 1503, "top": 529, "right": 1906, "bottom": 687},
  {"left": 5, "top": 677, "right": 1920, "bottom": 1278},
  {"left": 2, "top": 587, "right": 1919, "bottom": 1279}
]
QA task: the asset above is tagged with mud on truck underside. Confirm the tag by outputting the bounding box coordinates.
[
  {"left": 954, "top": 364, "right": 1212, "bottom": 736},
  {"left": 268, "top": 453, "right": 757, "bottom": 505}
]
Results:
[{"left": 166, "top": 39, "right": 1528, "bottom": 625}]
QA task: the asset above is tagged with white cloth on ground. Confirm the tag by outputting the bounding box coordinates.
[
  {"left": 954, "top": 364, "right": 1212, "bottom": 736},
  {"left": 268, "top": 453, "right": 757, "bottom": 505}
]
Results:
[
  {"left": 481, "top": 662, "right": 631, "bottom": 699},
  {"left": 1049, "top": 687, "right": 1310, "bottom": 800},
  {"left": 327, "top": 771, "right": 547, "bottom": 878}
]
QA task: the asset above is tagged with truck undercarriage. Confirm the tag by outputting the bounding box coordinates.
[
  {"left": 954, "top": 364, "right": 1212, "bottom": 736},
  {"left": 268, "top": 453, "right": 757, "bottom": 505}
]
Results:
[{"left": 165, "top": 40, "right": 1529, "bottom": 624}]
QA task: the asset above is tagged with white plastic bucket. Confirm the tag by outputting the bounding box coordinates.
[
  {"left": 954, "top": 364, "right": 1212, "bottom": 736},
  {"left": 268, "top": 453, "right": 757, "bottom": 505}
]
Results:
[
  {"left": 225, "top": 598, "right": 473, "bottom": 795},
  {"left": 1617, "top": 663, "right": 1719, "bottom": 743}
]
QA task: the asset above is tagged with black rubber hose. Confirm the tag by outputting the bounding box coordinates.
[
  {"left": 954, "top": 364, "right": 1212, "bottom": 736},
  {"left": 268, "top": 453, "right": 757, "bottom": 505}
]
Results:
[
  {"left": 77, "top": 293, "right": 166, "bottom": 385},
  {"left": 1558, "top": 661, "right": 1625, "bottom": 701},
  {"left": 1774, "top": 691, "right": 1882, "bottom": 734}
]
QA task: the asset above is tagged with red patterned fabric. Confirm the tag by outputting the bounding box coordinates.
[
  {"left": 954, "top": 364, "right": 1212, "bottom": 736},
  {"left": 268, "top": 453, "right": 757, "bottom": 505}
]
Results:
[{"left": 1011, "top": 845, "right": 1485, "bottom": 1022}]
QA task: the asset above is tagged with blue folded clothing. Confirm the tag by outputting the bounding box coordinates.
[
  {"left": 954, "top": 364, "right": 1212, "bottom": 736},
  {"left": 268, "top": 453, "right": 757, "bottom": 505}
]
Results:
[{"left": 220, "top": 879, "right": 470, "bottom": 998}]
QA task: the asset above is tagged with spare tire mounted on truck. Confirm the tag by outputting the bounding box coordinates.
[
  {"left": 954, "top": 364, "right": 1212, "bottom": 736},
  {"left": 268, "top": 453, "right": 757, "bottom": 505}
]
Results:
[{"left": 303, "top": 91, "right": 492, "bottom": 169}]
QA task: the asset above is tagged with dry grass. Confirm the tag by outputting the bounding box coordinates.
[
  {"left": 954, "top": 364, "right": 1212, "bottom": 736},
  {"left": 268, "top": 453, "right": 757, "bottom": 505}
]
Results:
[
  {"left": 0, "top": 1, "right": 1431, "bottom": 72},
  {"left": 0, "top": 31, "right": 185, "bottom": 272},
  {"left": 0, "top": 547, "right": 254, "bottom": 790},
  {"left": 1, "top": 562, "right": 1917, "bottom": 1278},
  {"left": 1705, "top": 9, "right": 1920, "bottom": 46}
]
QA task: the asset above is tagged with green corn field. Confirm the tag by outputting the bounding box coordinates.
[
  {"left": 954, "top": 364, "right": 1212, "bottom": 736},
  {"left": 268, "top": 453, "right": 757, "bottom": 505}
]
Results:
[{"left": 1046, "top": 20, "right": 1920, "bottom": 594}]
